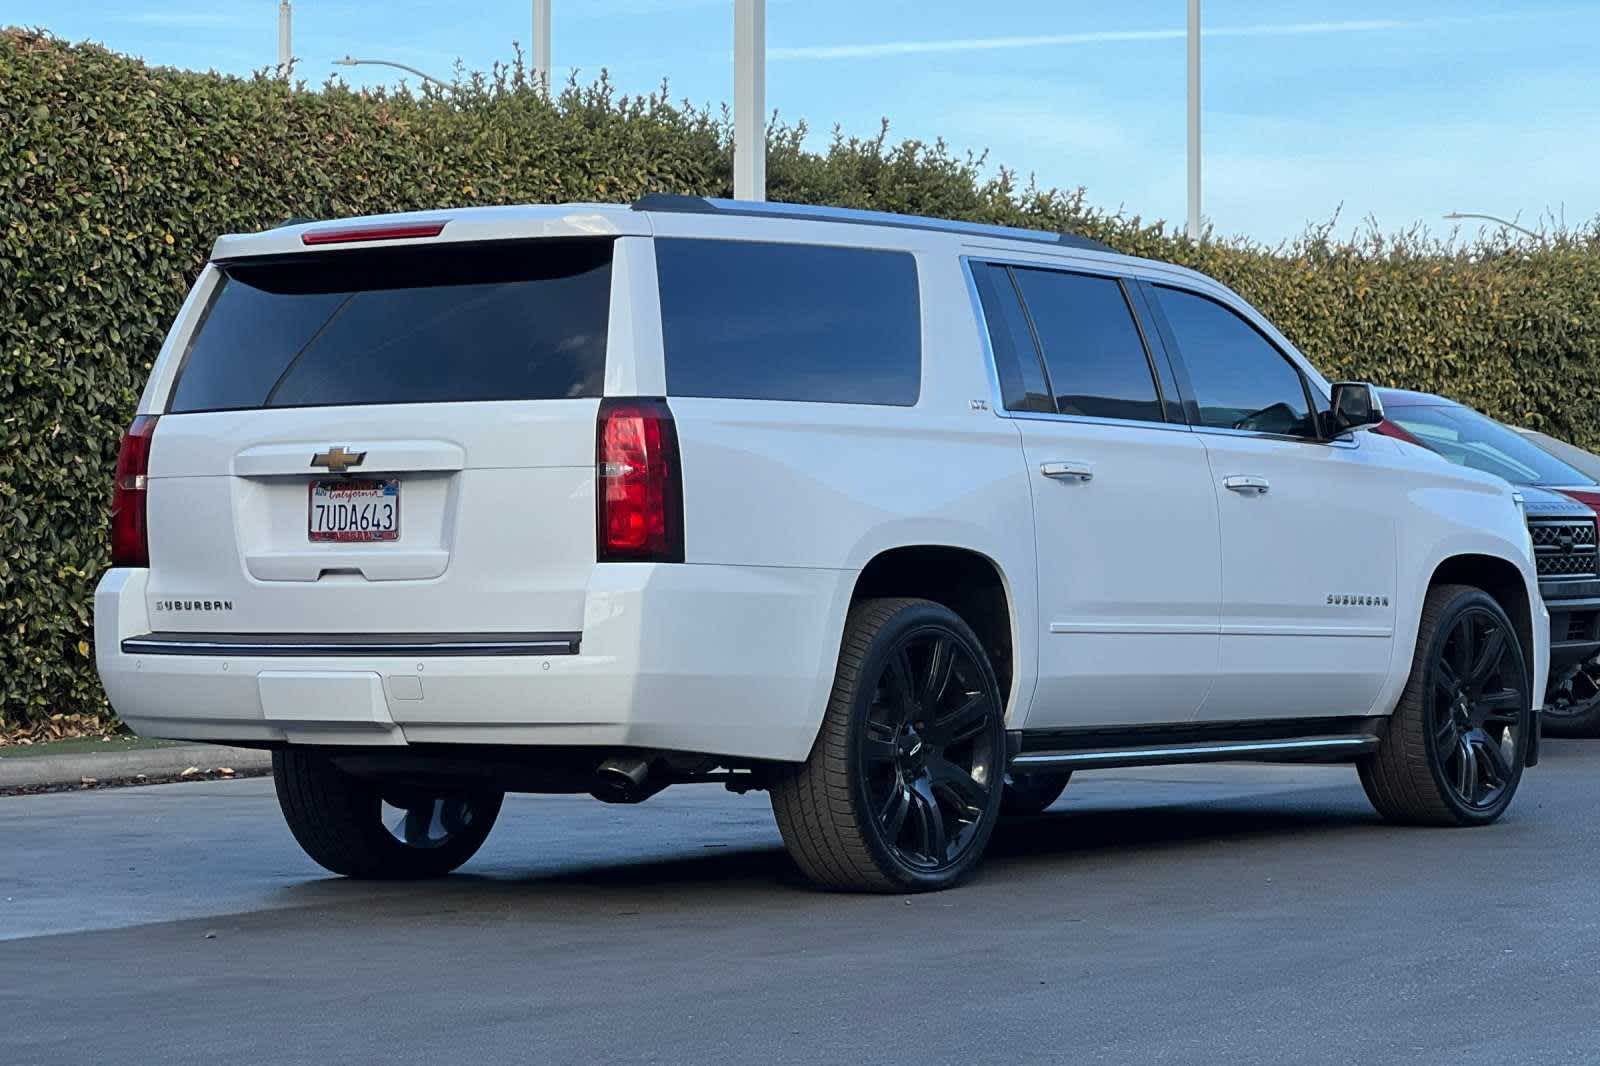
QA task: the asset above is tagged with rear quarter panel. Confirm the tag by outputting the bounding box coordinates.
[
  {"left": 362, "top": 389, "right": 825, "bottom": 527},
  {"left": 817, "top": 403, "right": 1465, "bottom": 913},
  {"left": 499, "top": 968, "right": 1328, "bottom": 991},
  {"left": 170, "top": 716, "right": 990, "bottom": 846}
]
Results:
[{"left": 657, "top": 246, "right": 1040, "bottom": 725}]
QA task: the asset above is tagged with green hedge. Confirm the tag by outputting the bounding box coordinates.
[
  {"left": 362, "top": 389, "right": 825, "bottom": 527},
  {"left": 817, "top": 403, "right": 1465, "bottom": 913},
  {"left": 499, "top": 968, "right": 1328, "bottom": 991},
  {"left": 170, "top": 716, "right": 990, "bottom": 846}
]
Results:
[{"left": 3, "top": 28, "right": 1599, "bottom": 730}]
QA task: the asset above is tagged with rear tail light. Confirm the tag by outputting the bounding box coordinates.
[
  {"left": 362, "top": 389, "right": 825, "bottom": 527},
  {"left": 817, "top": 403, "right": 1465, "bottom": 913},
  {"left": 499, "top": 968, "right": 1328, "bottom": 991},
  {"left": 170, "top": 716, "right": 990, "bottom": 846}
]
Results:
[
  {"left": 111, "top": 415, "right": 158, "bottom": 567},
  {"left": 596, "top": 399, "right": 684, "bottom": 563}
]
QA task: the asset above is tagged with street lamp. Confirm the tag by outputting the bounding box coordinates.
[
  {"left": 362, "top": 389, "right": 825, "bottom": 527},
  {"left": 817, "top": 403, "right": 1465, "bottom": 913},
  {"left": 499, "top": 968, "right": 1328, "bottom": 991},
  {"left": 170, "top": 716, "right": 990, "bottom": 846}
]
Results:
[
  {"left": 734, "top": 0, "right": 766, "bottom": 201},
  {"left": 278, "top": 1, "right": 292, "bottom": 79},
  {"left": 532, "top": 0, "right": 551, "bottom": 90},
  {"left": 1186, "top": 0, "right": 1201, "bottom": 240},
  {"left": 1442, "top": 212, "right": 1544, "bottom": 242},
  {"left": 333, "top": 56, "right": 450, "bottom": 90}
]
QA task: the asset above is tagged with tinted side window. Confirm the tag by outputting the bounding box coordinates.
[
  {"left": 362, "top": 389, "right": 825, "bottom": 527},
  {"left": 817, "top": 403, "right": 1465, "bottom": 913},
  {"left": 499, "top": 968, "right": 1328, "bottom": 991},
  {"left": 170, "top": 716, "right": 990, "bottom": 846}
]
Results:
[
  {"left": 657, "top": 239, "right": 920, "bottom": 406},
  {"left": 1012, "top": 268, "right": 1162, "bottom": 423},
  {"left": 972, "top": 263, "right": 1051, "bottom": 414},
  {"left": 1153, "top": 286, "right": 1316, "bottom": 438},
  {"left": 169, "top": 239, "right": 613, "bottom": 413}
]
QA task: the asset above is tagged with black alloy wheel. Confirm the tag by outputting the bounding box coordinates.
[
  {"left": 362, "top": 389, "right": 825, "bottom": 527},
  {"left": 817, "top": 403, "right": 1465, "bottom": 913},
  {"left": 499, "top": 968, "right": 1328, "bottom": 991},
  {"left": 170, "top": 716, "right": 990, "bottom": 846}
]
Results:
[
  {"left": 859, "top": 627, "right": 1003, "bottom": 873},
  {"left": 769, "top": 598, "right": 1008, "bottom": 892},
  {"left": 1543, "top": 657, "right": 1600, "bottom": 737},
  {"left": 1427, "top": 606, "right": 1527, "bottom": 812},
  {"left": 1359, "top": 583, "right": 1532, "bottom": 827},
  {"left": 381, "top": 791, "right": 495, "bottom": 850},
  {"left": 273, "top": 749, "right": 504, "bottom": 878}
]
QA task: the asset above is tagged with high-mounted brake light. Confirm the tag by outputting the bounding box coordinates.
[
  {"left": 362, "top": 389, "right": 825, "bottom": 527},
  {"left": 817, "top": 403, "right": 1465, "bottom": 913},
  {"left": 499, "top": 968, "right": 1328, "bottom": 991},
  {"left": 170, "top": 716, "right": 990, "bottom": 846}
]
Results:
[
  {"left": 300, "top": 221, "right": 448, "bottom": 246},
  {"left": 111, "top": 415, "right": 158, "bottom": 567},
  {"left": 596, "top": 399, "right": 684, "bottom": 563}
]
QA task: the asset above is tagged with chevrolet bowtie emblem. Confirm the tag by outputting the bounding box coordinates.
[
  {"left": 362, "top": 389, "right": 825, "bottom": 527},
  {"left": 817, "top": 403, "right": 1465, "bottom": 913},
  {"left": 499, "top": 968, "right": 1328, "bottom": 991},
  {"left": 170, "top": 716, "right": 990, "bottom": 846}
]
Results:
[{"left": 310, "top": 446, "right": 367, "bottom": 473}]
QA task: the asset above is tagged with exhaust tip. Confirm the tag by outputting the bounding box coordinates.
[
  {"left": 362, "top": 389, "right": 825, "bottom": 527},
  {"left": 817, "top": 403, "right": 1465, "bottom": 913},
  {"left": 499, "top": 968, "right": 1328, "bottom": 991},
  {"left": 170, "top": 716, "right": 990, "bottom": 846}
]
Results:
[{"left": 591, "top": 755, "right": 663, "bottom": 804}]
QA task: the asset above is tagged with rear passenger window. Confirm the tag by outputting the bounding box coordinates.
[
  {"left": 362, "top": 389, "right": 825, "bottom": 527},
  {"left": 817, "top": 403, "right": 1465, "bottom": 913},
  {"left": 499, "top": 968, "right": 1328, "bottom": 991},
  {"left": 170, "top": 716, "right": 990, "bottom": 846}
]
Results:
[
  {"left": 1152, "top": 286, "right": 1317, "bottom": 438},
  {"left": 1011, "top": 268, "right": 1163, "bottom": 423},
  {"left": 656, "top": 239, "right": 920, "bottom": 406}
]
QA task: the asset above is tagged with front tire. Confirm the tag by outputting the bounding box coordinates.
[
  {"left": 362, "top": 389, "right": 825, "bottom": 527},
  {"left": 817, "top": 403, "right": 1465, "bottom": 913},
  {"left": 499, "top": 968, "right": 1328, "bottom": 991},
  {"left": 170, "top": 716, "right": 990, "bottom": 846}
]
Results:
[
  {"left": 1359, "top": 584, "right": 1531, "bottom": 826},
  {"left": 1542, "top": 657, "right": 1600, "bottom": 737},
  {"left": 770, "top": 598, "right": 1007, "bottom": 892},
  {"left": 1000, "top": 771, "right": 1071, "bottom": 816},
  {"left": 273, "top": 750, "right": 503, "bottom": 878}
]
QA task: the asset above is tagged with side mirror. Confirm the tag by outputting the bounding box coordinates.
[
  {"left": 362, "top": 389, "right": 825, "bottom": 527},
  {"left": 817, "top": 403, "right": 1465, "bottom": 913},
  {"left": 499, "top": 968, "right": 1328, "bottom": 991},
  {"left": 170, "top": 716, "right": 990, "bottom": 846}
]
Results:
[{"left": 1329, "top": 382, "right": 1385, "bottom": 434}]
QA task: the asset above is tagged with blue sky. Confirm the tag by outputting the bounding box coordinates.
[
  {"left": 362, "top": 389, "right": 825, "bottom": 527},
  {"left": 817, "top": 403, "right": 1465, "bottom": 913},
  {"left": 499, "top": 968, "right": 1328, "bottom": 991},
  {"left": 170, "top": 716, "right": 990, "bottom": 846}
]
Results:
[{"left": 11, "top": 1, "right": 1599, "bottom": 243}]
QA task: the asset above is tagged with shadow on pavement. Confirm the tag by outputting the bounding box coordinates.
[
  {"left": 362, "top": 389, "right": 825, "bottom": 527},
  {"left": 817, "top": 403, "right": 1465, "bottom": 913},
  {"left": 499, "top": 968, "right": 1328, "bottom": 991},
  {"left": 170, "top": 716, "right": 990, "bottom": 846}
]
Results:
[
  {"left": 986, "top": 791, "right": 1376, "bottom": 862},
  {"left": 262, "top": 783, "right": 1377, "bottom": 912}
]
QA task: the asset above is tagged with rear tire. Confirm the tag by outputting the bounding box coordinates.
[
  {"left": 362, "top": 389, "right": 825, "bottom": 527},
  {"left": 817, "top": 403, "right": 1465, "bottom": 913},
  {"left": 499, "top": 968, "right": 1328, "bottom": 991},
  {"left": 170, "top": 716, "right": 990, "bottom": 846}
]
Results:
[
  {"left": 770, "top": 598, "right": 1007, "bottom": 892},
  {"left": 1000, "top": 771, "right": 1071, "bottom": 816},
  {"left": 272, "top": 749, "right": 503, "bottom": 878},
  {"left": 1359, "top": 584, "right": 1531, "bottom": 827}
]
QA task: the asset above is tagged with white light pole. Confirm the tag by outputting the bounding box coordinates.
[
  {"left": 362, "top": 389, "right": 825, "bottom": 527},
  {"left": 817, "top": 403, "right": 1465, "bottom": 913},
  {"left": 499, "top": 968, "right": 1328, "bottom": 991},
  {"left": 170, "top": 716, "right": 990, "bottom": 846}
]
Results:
[
  {"left": 532, "top": 0, "right": 551, "bottom": 90},
  {"left": 734, "top": 0, "right": 766, "bottom": 202},
  {"left": 278, "top": 0, "right": 293, "bottom": 79},
  {"left": 1186, "top": 0, "right": 1201, "bottom": 240}
]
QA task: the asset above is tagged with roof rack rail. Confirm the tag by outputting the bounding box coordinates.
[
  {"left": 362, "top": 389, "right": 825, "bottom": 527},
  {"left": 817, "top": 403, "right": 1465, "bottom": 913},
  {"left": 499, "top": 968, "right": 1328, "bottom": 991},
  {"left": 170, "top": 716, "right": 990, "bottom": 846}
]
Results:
[{"left": 632, "top": 194, "right": 1113, "bottom": 253}]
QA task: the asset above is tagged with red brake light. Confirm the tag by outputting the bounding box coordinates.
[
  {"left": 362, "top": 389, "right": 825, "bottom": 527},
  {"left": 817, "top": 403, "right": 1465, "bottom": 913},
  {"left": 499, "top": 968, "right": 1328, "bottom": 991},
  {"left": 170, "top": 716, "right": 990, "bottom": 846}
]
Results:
[
  {"left": 111, "top": 415, "right": 158, "bottom": 567},
  {"left": 300, "top": 221, "right": 447, "bottom": 246},
  {"left": 596, "top": 399, "right": 684, "bottom": 563}
]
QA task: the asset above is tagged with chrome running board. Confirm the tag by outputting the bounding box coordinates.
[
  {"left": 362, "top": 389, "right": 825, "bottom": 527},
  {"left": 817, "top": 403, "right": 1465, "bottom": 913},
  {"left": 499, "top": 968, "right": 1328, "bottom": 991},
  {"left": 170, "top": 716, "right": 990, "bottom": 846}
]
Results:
[{"left": 1009, "top": 734, "right": 1380, "bottom": 772}]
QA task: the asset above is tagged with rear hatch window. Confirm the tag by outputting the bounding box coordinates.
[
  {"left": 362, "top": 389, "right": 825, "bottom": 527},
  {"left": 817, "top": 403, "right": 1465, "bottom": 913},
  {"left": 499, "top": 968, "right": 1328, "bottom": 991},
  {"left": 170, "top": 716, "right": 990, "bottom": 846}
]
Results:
[{"left": 168, "top": 238, "right": 613, "bottom": 413}]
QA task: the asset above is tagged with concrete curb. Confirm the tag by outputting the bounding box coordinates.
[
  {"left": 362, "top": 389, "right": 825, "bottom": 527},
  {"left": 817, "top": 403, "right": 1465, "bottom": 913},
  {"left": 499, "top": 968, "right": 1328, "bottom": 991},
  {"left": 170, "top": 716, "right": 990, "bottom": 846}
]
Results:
[{"left": 0, "top": 745, "right": 273, "bottom": 789}]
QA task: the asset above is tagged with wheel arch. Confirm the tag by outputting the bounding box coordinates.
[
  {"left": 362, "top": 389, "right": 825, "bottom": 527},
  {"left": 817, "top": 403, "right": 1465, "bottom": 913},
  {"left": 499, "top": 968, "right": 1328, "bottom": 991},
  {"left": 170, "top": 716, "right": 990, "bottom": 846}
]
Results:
[
  {"left": 1428, "top": 553, "right": 1535, "bottom": 677},
  {"left": 848, "top": 544, "right": 1023, "bottom": 719}
]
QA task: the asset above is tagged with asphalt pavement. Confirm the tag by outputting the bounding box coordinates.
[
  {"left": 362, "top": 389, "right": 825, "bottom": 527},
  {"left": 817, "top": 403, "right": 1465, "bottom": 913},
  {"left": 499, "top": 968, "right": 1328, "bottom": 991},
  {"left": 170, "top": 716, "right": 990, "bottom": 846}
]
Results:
[{"left": 4, "top": 743, "right": 1600, "bottom": 1065}]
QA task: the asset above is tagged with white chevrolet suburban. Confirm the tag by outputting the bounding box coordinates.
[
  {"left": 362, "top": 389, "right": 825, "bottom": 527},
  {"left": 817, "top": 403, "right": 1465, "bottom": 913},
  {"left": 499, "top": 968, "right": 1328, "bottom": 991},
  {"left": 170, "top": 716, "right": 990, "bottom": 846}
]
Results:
[{"left": 95, "top": 196, "right": 1548, "bottom": 892}]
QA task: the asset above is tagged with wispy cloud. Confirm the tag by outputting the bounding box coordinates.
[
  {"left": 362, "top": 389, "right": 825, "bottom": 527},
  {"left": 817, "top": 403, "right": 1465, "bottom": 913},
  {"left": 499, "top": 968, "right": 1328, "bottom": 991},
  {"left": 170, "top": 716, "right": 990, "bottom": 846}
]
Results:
[
  {"left": 771, "top": 16, "right": 1509, "bottom": 61},
  {"left": 571, "top": 0, "right": 770, "bottom": 15},
  {"left": 112, "top": 12, "right": 260, "bottom": 31}
]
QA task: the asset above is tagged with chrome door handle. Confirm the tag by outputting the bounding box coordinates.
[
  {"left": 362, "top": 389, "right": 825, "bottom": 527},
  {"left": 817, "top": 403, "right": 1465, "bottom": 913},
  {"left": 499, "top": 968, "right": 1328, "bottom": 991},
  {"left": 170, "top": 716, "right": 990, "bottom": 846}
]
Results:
[
  {"left": 1040, "top": 461, "right": 1094, "bottom": 482},
  {"left": 1223, "top": 475, "right": 1270, "bottom": 494}
]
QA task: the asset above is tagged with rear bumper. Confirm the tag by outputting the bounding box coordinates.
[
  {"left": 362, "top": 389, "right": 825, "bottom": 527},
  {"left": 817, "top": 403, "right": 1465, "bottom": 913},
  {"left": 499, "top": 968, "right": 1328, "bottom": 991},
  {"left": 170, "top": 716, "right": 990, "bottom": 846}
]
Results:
[
  {"left": 120, "top": 631, "right": 582, "bottom": 657},
  {"left": 94, "top": 563, "right": 854, "bottom": 763}
]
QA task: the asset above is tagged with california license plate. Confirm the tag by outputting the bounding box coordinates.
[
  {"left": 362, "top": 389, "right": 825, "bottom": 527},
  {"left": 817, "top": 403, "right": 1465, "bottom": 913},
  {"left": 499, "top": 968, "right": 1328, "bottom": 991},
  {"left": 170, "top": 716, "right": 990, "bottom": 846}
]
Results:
[{"left": 308, "top": 479, "right": 400, "bottom": 542}]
